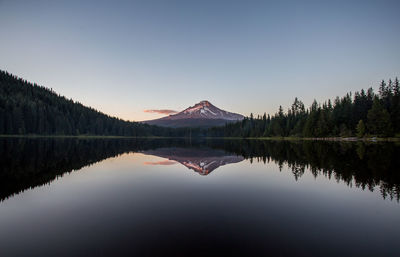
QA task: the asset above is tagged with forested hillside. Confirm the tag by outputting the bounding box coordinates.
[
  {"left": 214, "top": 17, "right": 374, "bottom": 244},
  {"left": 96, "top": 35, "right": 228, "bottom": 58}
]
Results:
[
  {"left": 0, "top": 70, "right": 187, "bottom": 136},
  {"left": 208, "top": 79, "right": 400, "bottom": 138}
]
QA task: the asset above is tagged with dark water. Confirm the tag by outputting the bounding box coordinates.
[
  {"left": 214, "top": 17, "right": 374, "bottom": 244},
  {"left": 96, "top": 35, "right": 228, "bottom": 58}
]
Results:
[{"left": 0, "top": 138, "right": 399, "bottom": 257}]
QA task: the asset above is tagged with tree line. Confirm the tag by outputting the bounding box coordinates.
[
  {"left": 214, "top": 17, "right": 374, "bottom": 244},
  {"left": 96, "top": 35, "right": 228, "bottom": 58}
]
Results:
[{"left": 208, "top": 78, "right": 400, "bottom": 138}]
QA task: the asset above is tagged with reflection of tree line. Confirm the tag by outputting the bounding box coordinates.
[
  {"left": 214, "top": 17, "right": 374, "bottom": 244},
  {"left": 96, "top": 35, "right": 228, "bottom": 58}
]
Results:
[
  {"left": 209, "top": 140, "right": 400, "bottom": 201},
  {"left": 0, "top": 138, "right": 399, "bottom": 202},
  {"left": 0, "top": 138, "right": 191, "bottom": 201}
]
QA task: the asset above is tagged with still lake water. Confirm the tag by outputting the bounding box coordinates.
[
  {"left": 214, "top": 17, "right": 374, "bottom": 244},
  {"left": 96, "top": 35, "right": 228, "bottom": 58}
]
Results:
[{"left": 0, "top": 138, "right": 399, "bottom": 257}]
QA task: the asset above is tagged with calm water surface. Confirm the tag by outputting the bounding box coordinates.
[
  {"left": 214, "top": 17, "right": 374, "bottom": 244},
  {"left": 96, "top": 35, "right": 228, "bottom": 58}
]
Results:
[{"left": 0, "top": 138, "right": 399, "bottom": 257}]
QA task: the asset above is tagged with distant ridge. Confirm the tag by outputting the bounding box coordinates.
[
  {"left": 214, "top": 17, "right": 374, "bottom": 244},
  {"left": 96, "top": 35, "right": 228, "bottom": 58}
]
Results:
[{"left": 143, "top": 101, "right": 244, "bottom": 128}]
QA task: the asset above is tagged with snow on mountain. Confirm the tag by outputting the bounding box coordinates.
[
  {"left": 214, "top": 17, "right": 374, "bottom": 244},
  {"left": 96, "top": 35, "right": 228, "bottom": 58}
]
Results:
[
  {"left": 143, "top": 100, "right": 244, "bottom": 128},
  {"left": 170, "top": 100, "right": 243, "bottom": 120}
]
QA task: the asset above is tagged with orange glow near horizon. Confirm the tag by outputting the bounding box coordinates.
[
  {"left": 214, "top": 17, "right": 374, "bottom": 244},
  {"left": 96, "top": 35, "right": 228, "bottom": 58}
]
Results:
[{"left": 106, "top": 110, "right": 170, "bottom": 122}]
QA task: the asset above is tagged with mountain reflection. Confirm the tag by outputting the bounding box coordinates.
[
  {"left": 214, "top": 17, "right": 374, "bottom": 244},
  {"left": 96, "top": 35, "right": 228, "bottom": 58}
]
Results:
[
  {"left": 142, "top": 148, "right": 244, "bottom": 175},
  {"left": 0, "top": 138, "right": 399, "bottom": 202}
]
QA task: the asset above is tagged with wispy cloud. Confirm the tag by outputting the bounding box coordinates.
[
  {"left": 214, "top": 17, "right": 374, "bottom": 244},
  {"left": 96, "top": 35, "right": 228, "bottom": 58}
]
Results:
[
  {"left": 144, "top": 109, "right": 178, "bottom": 115},
  {"left": 144, "top": 160, "right": 177, "bottom": 165}
]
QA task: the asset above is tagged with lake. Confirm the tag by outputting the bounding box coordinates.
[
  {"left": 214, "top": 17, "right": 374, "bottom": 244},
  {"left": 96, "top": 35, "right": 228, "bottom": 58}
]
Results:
[{"left": 0, "top": 138, "right": 399, "bottom": 257}]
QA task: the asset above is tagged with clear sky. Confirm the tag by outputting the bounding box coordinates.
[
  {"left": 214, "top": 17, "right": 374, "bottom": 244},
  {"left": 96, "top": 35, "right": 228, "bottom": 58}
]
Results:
[{"left": 1, "top": 0, "right": 399, "bottom": 121}]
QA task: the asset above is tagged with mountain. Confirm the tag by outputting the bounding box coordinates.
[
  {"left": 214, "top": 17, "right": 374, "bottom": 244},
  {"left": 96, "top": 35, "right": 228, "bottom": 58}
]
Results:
[
  {"left": 143, "top": 100, "right": 244, "bottom": 128},
  {"left": 142, "top": 147, "right": 244, "bottom": 175}
]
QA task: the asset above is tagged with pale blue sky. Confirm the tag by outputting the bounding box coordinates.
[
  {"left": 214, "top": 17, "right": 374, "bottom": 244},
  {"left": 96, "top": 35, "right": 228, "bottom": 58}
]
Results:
[{"left": 1, "top": 0, "right": 399, "bottom": 121}]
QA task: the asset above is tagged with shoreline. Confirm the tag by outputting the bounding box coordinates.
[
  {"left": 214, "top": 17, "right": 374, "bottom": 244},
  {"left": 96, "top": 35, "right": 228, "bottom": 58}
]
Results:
[
  {"left": 1, "top": 134, "right": 399, "bottom": 142},
  {"left": 0, "top": 135, "right": 172, "bottom": 139},
  {"left": 241, "top": 136, "right": 400, "bottom": 142}
]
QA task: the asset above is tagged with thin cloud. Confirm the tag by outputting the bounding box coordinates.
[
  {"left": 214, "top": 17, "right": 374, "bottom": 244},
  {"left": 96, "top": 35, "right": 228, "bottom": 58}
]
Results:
[
  {"left": 144, "top": 160, "right": 177, "bottom": 165},
  {"left": 144, "top": 109, "right": 178, "bottom": 115}
]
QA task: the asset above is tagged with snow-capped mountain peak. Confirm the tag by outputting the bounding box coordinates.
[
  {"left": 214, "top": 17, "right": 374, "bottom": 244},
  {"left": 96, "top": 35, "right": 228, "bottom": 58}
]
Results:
[
  {"left": 183, "top": 101, "right": 214, "bottom": 115},
  {"left": 143, "top": 100, "right": 244, "bottom": 128},
  {"left": 180, "top": 101, "right": 242, "bottom": 120}
]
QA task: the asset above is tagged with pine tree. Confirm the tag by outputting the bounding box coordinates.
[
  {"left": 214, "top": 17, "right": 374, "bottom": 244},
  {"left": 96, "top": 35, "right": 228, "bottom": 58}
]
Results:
[
  {"left": 391, "top": 77, "right": 400, "bottom": 132},
  {"left": 394, "top": 77, "right": 400, "bottom": 96},
  {"left": 367, "top": 98, "right": 392, "bottom": 136},
  {"left": 379, "top": 80, "right": 387, "bottom": 98},
  {"left": 356, "top": 120, "right": 365, "bottom": 138},
  {"left": 316, "top": 111, "right": 329, "bottom": 137}
]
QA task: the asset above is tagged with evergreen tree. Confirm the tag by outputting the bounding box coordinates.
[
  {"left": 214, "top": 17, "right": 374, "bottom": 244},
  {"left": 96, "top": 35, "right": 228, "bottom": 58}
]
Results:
[
  {"left": 391, "top": 77, "right": 400, "bottom": 133},
  {"left": 394, "top": 77, "right": 399, "bottom": 96},
  {"left": 379, "top": 80, "right": 387, "bottom": 98},
  {"left": 356, "top": 120, "right": 365, "bottom": 138},
  {"left": 367, "top": 98, "right": 392, "bottom": 136}
]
